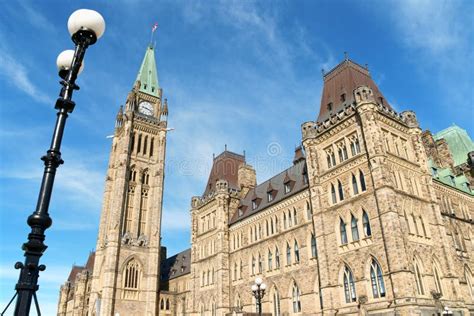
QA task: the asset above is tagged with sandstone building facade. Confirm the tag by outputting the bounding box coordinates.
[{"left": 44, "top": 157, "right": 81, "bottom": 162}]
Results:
[{"left": 57, "top": 46, "right": 474, "bottom": 315}]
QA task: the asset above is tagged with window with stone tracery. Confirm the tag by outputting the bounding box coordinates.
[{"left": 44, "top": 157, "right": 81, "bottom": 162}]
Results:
[{"left": 122, "top": 259, "right": 141, "bottom": 299}]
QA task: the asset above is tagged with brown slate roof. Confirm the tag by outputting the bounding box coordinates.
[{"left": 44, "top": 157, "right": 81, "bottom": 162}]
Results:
[
  {"left": 317, "top": 59, "right": 392, "bottom": 122},
  {"left": 203, "top": 150, "right": 246, "bottom": 196},
  {"left": 229, "top": 158, "right": 308, "bottom": 225},
  {"left": 67, "top": 266, "right": 85, "bottom": 284},
  {"left": 66, "top": 251, "right": 95, "bottom": 285},
  {"left": 160, "top": 248, "right": 191, "bottom": 281}
]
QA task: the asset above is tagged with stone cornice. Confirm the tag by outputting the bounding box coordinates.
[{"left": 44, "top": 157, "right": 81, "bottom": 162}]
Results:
[{"left": 433, "top": 180, "right": 474, "bottom": 199}]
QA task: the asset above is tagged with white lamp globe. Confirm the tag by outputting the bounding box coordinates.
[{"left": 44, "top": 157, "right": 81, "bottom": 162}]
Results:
[
  {"left": 56, "top": 50, "right": 84, "bottom": 75},
  {"left": 260, "top": 283, "right": 267, "bottom": 290},
  {"left": 68, "top": 9, "right": 105, "bottom": 39},
  {"left": 255, "top": 277, "right": 262, "bottom": 285},
  {"left": 251, "top": 284, "right": 258, "bottom": 292}
]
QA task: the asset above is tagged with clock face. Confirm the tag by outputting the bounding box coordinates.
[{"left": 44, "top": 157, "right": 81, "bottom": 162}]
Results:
[{"left": 138, "top": 101, "right": 153, "bottom": 116}]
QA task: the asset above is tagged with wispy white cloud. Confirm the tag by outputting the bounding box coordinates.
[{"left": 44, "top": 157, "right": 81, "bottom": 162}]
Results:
[{"left": 0, "top": 51, "right": 53, "bottom": 105}]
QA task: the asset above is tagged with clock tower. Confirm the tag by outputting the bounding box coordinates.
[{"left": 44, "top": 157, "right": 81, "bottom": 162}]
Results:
[{"left": 88, "top": 45, "right": 169, "bottom": 316}]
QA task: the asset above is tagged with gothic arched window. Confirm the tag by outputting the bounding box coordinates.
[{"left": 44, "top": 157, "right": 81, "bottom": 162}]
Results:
[
  {"left": 306, "top": 201, "right": 312, "bottom": 220},
  {"left": 331, "top": 184, "right": 337, "bottom": 204},
  {"left": 283, "top": 213, "right": 287, "bottom": 229},
  {"left": 370, "top": 259, "right": 386, "bottom": 298},
  {"left": 352, "top": 174, "right": 359, "bottom": 195},
  {"left": 275, "top": 247, "right": 280, "bottom": 269},
  {"left": 293, "top": 208, "right": 298, "bottom": 225},
  {"left": 360, "top": 170, "right": 366, "bottom": 192},
  {"left": 123, "top": 259, "right": 141, "bottom": 299},
  {"left": 311, "top": 233, "right": 317, "bottom": 258},
  {"left": 268, "top": 250, "right": 273, "bottom": 271},
  {"left": 362, "top": 210, "right": 371, "bottom": 237},
  {"left": 433, "top": 264, "right": 443, "bottom": 295},
  {"left": 338, "top": 180, "right": 344, "bottom": 201},
  {"left": 340, "top": 218, "right": 348, "bottom": 244},
  {"left": 137, "top": 134, "right": 142, "bottom": 153},
  {"left": 143, "top": 136, "right": 148, "bottom": 155},
  {"left": 414, "top": 259, "right": 424, "bottom": 295},
  {"left": 294, "top": 240, "right": 300, "bottom": 263},
  {"left": 273, "top": 288, "right": 281, "bottom": 316},
  {"left": 292, "top": 282, "right": 302, "bottom": 312},
  {"left": 258, "top": 254, "right": 263, "bottom": 273},
  {"left": 150, "top": 137, "right": 154, "bottom": 157},
  {"left": 252, "top": 256, "right": 256, "bottom": 275},
  {"left": 351, "top": 214, "right": 359, "bottom": 242},
  {"left": 343, "top": 265, "right": 356, "bottom": 303},
  {"left": 286, "top": 243, "right": 292, "bottom": 265},
  {"left": 165, "top": 299, "right": 170, "bottom": 310}
]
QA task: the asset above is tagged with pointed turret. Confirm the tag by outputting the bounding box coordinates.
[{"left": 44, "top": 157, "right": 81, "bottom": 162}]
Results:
[{"left": 135, "top": 45, "right": 160, "bottom": 98}]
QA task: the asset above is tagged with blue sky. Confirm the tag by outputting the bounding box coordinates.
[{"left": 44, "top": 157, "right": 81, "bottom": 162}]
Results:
[{"left": 0, "top": 0, "right": 473, "bottom": 314}]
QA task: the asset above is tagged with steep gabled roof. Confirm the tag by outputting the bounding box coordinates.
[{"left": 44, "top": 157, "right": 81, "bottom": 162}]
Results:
[
  {"left": 318, "top": 59, "right": 392, "bottom": 122},
  {"left": 203, "top": 151, "right": 246, "bottom": 196},
  {"left": 160, "top": 248, "right": 191, "bottom": 281},
  {"left": 229, "top": 159, "right": 308, "bottom": 224}
]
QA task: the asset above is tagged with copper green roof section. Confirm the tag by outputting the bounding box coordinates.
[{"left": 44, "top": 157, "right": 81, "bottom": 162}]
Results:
[
  {"left": 434, "top": 125, "right": 474, "bottom": 167},
  {"left": 135, "top": 45, "right": 160, "bottom": 98}
]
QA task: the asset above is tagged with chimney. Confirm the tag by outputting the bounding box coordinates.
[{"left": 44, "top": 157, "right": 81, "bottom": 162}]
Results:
[{"left": 238, "top": 163, "right": 256, "bottom": 198}]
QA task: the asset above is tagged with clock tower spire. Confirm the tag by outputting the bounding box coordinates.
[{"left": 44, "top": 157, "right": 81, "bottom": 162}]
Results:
[{"left": 88, "top": 44, "right": 169, "bottom": 316}]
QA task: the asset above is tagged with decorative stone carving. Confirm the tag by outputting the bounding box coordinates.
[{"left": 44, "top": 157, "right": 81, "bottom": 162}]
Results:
[
  {"left": 401, "top": 110, "right": 419, "bottom": 128},
  {"left": 354, "top": 85, "right": 375, "bottom": 105}
]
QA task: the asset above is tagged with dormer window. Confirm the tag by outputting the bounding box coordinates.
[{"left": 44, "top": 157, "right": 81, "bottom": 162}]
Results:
[
  {"left": 238, "top": 207, "right": 244, "bottom": 217},
  {"left": 267, "top": 191, "right": 274, "bottom": 202},
  {"left": 327, "top": 102, "right": 333, "bottom": 112},
  {"left": 144, "top": 84, "right": 147, "bottom": 89},
  {"left": 340, "top": 93, "right": 346, "bottom": 102},
  {"left": 303, "top": 172, "right": 308, "bottom": 184},
  {"left": 379, "top": 97, "right": 384, "bottom": 105},
  {"left": 284, "top": 182, "right": 291, "bottom": 194},
  {"left": 252, "top": 199, "right": 258, "bottom": 210}
]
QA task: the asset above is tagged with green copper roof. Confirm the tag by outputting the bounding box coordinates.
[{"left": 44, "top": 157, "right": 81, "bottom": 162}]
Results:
[
  {"left": 434, "top": 125, "right": 474, "bottom": 167},
  {"left": 135, "top": 45, "right": 160, "bottom": 98}
]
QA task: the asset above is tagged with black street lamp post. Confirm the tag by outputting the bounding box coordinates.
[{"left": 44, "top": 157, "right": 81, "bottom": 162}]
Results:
[
  {"left": 251, "top": 277, "right": 267, "bottom": 316},
  {"left": 1, "top": 9, "right": 105, "bottom": 316}
]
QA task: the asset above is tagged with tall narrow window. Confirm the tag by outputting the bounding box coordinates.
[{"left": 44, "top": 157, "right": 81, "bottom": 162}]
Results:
[
  {"left": 331, "top": 184, "right": 337, "bottom": 204},
  {"left": 331, "top": 152, "right": 336, "bottom": 166},
  {"left": 293, "top": 208, "right": 298, "bottom": 225},
  {"left": 143, "top": 136, "right": 148, "bottom": 155},
  {"left": 465, "top": 268, "right": 474, "bottom": 299},
  {"left": 286, "top": 243, "right": 292, "bottom": 265},
  {"left": 306, "top": 201, "right": 312, "bottom": 220},
  {"left": 130, "top": 133, "right": 135, "bottom": 152},
  {"left": 340, "top": 218, "right": 348, "bottom": 244},
  {"left": 138, "top": 188, "right": 148, "bottom": 236},
  {"left": 275, "top": 247, "right": 280, "bottom": 269},
  {"left": 273, "top": 289, "right": 281, "bottom": 316},
  {"left": 150, "top": 137, "right": 154, "bottom": 157},
  {"left": 351, "top": 214, "right": 359, "bottom": 242},
  {"left": 166, "top": 299, "right": 170, "bottom": 310},
  {"left": 433, "top": 265, "right": 443, "bottom": 295},
  {"left": 288, "top": 210, "right": 292, "bottom": 228},
  {"left": 124, "top": 184, "right": 135, "bottom": 233},
  {"left": 362, "top": 210, "right": 371, "bottom": 237},
  {"left": 414, "top": 260, "right": 424, "bottom": 295},
  {"left": 283, "top": 213, "right": 287, "bottom": 229},
  {"left": 343, "top": 265, "right": 357, "bottom": 303},
  {"left": 327, "top": 154, "right": 332, "bottom": 168},
  {"left": 258, "top": 254, "right": 263, "bottom": 273},
  {"left": 370, "top": 259, "right": 386, "bottom": 298},
  {"left": 123, "top": 259, "right": 141, "bottom": 299},
  {"left": 352, "top": 174, "right": 359, "bottom": 195},
  {"left": 311, "top": 234, "right": 317, "bottom": 258},
  {"left": 359, "top": 171, "right": 366, "bottom": 191},
  {"left": 338, "top": 180, "right": 344, "bottom": 201},
  {"left": 292, "top": 283, "right": 302, "bottom": 312},
  {"left": 268, "top": 250, "right": 273, "bottom": 270},
  {"left": 137, "top": 134, "right": 142, "bottom": 154},
  {"left": 252, "top": 256, "right": 256, "bottom": 275},
  {"left": 294, "top": 240, "right": 300, "bottom": 263}
]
